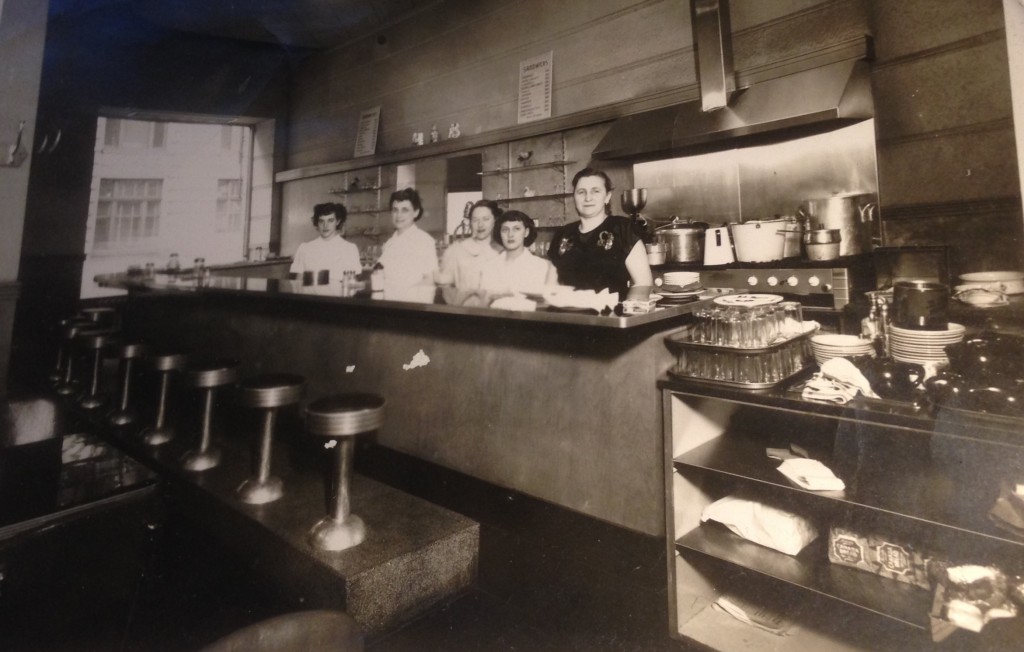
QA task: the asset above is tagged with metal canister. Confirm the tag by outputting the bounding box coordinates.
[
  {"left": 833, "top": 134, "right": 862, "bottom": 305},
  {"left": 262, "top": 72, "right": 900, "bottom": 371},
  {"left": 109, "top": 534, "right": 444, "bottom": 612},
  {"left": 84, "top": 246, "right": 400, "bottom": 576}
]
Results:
[{"left": 891, "top": 281, "right": 949, "bottom": 331}]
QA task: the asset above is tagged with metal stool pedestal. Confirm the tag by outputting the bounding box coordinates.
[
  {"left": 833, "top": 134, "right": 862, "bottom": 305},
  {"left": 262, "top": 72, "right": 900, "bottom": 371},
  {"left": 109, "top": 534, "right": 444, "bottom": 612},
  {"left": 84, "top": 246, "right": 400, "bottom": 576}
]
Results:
[
  {"left": 141, "top": 351, "right": 187, "bottom": 446},
  {"left": 107, "top": 342, "right": 148, "bottom": 426},
  {"left": 181, "top": 358, "right": 239, "bottom": 472},
  {"left": 305, "top": 394, "right": 384, "bottom": 552},
  {"left": 236, "top": 373, "right": 306, "bottom": 505}
]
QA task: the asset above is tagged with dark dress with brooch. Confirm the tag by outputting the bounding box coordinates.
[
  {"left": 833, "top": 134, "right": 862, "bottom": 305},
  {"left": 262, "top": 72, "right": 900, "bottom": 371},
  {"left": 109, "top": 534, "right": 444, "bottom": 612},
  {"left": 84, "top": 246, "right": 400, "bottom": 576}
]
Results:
[{"left": 546, "top": 215, "right": 640, "bottom": 294}]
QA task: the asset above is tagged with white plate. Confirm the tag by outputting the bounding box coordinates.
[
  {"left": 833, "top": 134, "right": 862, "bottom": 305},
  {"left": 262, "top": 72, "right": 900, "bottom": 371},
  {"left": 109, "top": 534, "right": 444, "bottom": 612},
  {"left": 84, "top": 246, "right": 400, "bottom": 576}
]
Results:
[
  {"left": 888, "top": 322, "right": 965, "bottom": 337},
  {"left": 713, "top": 293, "right": 784, "bottom": 307},
  {"left": 811, "top": 334, "right": 868, "bottom": 347},
  {"left": 959, "top": 271, "right": 1024, "bottom": 294}
]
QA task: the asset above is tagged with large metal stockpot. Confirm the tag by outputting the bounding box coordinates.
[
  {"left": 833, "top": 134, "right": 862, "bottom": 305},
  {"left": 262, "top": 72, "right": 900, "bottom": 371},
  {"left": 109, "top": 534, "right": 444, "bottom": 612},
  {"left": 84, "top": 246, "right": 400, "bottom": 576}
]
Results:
[
  {"left": 798, "top": 192, "right": 877, "bottom": 257},
  {"left": 654, "top": 217, "right": 708, "bottom": 263}
]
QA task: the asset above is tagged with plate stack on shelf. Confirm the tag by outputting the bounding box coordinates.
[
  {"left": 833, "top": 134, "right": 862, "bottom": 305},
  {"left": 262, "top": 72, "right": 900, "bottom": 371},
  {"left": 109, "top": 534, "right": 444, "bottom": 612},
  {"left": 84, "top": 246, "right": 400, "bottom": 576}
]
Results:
[
  {"left": 889, "top": 322, "right": 966, "bottom": 366},
  {"left": 659, "top": 271, "right": 703, "bottom": 304},
  {"left": 810, "top": 333, "right": 876, "bottom": 365}
]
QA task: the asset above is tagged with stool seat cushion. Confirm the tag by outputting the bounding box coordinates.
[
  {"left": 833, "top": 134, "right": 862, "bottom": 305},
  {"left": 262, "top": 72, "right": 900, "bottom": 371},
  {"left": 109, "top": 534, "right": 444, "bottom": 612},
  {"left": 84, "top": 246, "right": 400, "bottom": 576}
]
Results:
[
  {"left": 197, "top": 610, "right": 363, "bottom": 652},
  {"left": 237, "top": 373, "right": 306, "bottom": 408},
  {"left": 306, "top": 393, "right": 384, "bottom": 437},
  {"left": 184, "top": 358, "right": 240, "bottom": 388}
]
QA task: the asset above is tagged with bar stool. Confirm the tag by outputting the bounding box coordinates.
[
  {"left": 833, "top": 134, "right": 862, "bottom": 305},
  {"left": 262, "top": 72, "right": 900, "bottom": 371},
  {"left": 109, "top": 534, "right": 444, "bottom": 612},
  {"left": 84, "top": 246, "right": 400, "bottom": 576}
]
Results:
[
  {"left": 141, "top": 351, "right": 187, "bottom": 446},
  {"left": 55, "top": 322, "right": 94, "bottom": 396},
  {"left": 106, "top": 342, "right": 148, "bottom": 426},
  {"left": 78, "top": 306, "right": 119, "bottom": 331},
  {"left": 181, "top": 358, "right": 239, "bottom": 472},
  {"left": 305, "top": 393, "right": 384, "bottom": 551},
  {"left": 77, "top": 331, "right": 119, "bottom": 410},
  {"left": 49, "top": 317, "right": 91, "bottom": 385},
  {"left": 235, "top": 373, "right": 306, "bottom": 505}
]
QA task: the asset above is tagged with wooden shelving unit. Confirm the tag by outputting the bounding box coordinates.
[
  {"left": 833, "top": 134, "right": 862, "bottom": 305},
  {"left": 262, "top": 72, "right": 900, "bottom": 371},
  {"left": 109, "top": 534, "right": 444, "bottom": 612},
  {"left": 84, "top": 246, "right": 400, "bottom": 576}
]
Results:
[
  {"left": 661, "top": 380, "right": 1024, "bottom": 651},
  {"left": 478, "top": 159, "right": 575, "bottom": 176}
]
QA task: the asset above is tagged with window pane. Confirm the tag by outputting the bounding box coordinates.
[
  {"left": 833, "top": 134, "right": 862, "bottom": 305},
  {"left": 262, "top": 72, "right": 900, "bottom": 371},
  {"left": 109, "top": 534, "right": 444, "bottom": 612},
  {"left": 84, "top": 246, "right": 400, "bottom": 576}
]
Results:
[
  {"left": 152, "top": 123, "right": 165, "bottom": 148},
  {"left": 104, "top": 119, "right": 120, "bottom": 147}
]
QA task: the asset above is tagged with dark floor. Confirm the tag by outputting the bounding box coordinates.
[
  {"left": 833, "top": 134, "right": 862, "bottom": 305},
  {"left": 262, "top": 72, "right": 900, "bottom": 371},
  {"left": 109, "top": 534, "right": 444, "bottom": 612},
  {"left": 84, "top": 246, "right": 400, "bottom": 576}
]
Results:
[{"left": 0, "top": 424, "right": 692, "bottom": 652}]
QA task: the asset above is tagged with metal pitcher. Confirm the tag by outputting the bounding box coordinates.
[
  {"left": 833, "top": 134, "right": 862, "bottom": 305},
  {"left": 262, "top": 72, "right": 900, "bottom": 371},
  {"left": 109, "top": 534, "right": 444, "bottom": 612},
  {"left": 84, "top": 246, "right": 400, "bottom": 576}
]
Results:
[{"left": 797, "top": 192, "right": 878, "bottom": 257}]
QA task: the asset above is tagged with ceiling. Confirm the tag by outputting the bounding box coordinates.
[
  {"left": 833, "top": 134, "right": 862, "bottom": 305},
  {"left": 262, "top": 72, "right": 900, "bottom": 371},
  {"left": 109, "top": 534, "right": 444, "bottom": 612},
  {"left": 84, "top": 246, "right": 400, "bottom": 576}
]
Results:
[{"left": 121, "top": 0, "right": 433, "bottom": 50}]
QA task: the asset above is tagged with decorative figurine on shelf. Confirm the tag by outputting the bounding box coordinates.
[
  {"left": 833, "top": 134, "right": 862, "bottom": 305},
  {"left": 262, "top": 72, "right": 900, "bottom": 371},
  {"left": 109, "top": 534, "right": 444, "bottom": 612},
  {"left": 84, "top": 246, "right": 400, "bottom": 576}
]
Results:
[
  {"left": 516, "top": 150, "right": 533, "bottom": 164},
  {"left": 350, "top": 177, "right": 360, "bottom": 189},
  {"left": 523, "top": 186, "right": 536, "bottom": 198},
  {"left": 430, "top": 124, "right": 439, "bottom": 144},
  {"left": 412, "top": 132, "right": 424, "bottom": 146},
  {"left": 448, "top": 122, "right": 461, "bottom": 139}
]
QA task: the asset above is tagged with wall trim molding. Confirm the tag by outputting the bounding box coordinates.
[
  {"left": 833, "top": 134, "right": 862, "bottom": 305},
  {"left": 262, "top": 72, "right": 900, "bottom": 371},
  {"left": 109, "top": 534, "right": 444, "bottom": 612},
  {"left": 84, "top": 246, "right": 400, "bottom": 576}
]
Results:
[
  {"left": 872, "top": 29, "right": 1005, "bottom": 70},
  {"left": 882, "top": 196, "right": 1023, "bottom": 222},
  {"left": 0, "top": 281, "right": 21, "bottom": 302},
  {"left": 876, "top": 117, "right": 1015, "bottom": 147}
]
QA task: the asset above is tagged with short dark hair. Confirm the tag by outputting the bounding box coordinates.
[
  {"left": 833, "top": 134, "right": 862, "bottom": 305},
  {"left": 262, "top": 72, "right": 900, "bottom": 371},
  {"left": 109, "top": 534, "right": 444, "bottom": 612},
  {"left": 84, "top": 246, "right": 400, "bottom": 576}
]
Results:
[
  {"left": 494, "top": 210, "right": 538, "bottom": 247},
  {"left": 389, "top": 187, "right": 423, "bottom": 220},
  {"left": 571, "top": 167, "right": 613, "bottom": 193},
  {"left": 469, "top": 199, "right": 502, "bottom": 220},
  {"left": 311, "top": 202, "right": 347, "bottom": 227}
]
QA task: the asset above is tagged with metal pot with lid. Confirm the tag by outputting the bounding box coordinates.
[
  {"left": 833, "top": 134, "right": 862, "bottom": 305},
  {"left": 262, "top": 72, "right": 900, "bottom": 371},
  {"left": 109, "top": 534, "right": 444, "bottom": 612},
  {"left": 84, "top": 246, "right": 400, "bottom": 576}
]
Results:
[{"left": 654, "top": 217, "right": 708, "bottom": 263}]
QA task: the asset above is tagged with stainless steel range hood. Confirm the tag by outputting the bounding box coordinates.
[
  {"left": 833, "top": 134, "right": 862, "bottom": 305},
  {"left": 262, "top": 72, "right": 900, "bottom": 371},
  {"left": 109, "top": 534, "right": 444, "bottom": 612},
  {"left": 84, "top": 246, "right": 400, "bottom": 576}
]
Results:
[{"left": 593, "top": 58, "right": 874, "bottom": 161}]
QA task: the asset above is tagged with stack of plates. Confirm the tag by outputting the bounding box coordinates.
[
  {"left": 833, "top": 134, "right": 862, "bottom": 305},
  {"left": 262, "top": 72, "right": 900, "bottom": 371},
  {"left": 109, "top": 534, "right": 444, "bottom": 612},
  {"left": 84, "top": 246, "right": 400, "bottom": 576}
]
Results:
[
  {"left": 810, "top": 333, "right": 876, "bottom": 365},
  {"left": 659, "top": 271, "right": 703, "bottom": 303},
  {"left": 889, "top": 323, "right": 966, "bottom": 365}
]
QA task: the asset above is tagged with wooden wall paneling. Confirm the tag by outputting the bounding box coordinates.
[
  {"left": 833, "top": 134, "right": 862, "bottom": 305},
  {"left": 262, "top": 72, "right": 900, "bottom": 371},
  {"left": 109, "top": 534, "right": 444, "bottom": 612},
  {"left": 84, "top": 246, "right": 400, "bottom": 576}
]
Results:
[
  {"left": 870, "top": 0, "right": 1006, "bottom": 62},
  {"left": 871, "top": 38, "right": 1013, "bottom": 141},
  {"left": 480, "top": 142, "right": 509, "bottom": 202},
  {"left": 876, "top": 127, "right": 1020, "bottom": 207},
  {"left": 502, "top": 133, "right": 566, "bottom": 227}
]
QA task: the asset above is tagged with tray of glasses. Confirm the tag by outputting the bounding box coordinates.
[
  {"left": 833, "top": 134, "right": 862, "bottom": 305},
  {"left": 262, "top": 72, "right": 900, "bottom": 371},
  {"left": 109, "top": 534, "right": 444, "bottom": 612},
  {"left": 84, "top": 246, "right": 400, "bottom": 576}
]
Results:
[{"left": 665, "top": 329, "right": 816, "bottom": 388}]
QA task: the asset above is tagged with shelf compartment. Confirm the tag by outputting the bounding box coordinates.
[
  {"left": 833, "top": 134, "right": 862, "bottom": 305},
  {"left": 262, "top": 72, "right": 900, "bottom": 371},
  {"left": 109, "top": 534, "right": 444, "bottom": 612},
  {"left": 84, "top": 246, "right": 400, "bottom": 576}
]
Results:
[
  {"left": 497, "top": 192, "right": 572, "bottom": 203},
  {"left": 478, "top": 160, "right": 575, "bottom": 176},
  {"left": 677, "top": 525, "right": 932, "bottom": 629},
  {"left": 328, "top": 185, "right": 390, "bottom": 194},
  {"left": 674, "top": 432, "right": 1024, "bottom": 549}
]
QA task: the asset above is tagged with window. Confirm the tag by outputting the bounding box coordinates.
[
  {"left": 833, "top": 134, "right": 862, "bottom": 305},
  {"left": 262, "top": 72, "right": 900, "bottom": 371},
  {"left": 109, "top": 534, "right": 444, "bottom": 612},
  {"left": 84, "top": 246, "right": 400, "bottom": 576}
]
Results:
[
  {"left": 216, "top": 179, "right": 243, "bottom": 232},
  {"left": 94, "top": 179, "right": 162, "bottom": 250},
  {"left": 103, "top": 118, "right": 166, "bottom": 149}
]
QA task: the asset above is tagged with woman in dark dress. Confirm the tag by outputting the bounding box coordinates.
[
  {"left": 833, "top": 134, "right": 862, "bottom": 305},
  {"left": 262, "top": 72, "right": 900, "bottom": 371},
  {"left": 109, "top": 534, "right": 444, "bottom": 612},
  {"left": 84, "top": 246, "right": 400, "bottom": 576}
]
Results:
[{"left": 547, "top": 167, "right": 653, "bottom": 294}]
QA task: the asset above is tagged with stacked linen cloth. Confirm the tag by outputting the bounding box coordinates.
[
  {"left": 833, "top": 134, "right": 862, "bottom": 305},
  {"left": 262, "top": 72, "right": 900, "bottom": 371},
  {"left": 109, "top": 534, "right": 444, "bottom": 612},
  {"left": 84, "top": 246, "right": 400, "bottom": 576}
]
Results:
[{"left": 801, "top": 357, "right": 878, "bottom": 404}]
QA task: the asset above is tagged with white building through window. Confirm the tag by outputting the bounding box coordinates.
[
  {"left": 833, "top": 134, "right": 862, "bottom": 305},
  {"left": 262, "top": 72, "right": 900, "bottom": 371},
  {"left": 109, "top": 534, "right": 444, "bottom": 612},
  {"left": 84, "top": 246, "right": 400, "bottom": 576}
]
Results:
[
  {"left": 216, "top": 178, "right": 243, "bottom": 233},
  {"left": 94, "top": 178, "right": 162, "bottom": 249}
]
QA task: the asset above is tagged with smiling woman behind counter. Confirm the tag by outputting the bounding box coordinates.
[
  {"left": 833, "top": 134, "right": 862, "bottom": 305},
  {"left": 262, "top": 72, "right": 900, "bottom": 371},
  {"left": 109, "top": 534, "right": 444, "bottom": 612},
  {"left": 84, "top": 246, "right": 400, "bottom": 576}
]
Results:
[
  {"left": 547, "top": 167, "right": 653, "bottom": 295},
  {"left": 377, "top": 188, "right": 439, "bottom": 288}
]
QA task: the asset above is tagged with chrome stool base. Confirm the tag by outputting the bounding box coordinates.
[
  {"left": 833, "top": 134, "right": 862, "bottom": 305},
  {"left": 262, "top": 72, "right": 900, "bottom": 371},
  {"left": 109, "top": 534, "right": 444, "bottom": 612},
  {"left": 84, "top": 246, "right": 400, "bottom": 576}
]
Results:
[
  {"left": 236, "top": 476, "right": 284, "bottom": 505},
  {"left": 108, "top": 408, "right": 137, "bottom": 426},
  {"left": 79, "top": 395, "right": 105, "bottom": 410},
  {"left": 141, "top": 425, "right": 176, "bottom": 446},
  {"left": 181, "top": 446, "right": 222, "bottom": 472},
  {"left": 308, "top": 514, "right": 366, "bottom": 552}
]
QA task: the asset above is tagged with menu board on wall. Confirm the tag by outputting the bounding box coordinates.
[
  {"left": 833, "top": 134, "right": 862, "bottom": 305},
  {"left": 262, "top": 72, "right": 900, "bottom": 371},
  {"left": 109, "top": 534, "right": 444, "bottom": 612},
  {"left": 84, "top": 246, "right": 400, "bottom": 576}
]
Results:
[
  {"left": 353, "top": 106, "right": 381, "bottom": 157},
  {"left": 517, "top": 51, "right": 553, "bottom": 124}
]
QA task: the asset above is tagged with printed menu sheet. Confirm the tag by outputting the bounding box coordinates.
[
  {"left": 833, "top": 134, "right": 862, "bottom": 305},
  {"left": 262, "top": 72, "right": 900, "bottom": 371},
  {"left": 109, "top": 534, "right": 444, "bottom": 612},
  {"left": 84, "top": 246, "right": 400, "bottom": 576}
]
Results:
[
  {"left": 353, "top": 106, "right": 381, "bottom": 157},
  {"left": 518, "top": 51, "right": 553, "bottom": 124}
]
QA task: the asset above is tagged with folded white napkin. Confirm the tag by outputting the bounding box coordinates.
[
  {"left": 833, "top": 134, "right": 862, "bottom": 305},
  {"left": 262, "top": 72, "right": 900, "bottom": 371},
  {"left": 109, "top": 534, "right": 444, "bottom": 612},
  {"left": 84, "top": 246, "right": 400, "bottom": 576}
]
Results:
[
  {"left": 801, "top": 357, "right": 878, "bottom": 403},
  {"left": 777, "top": 458, "right": 845, "bottom": 491}
]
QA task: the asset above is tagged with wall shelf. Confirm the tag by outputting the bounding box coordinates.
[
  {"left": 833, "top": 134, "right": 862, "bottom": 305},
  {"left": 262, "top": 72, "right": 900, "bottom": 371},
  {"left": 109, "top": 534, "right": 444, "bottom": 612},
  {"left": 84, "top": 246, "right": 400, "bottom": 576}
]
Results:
[
  {"left": 479, "top": 160, "right": 575, "bottom": 176},
  {"left": 497, "top": 192, "right": 571, "bottom": 203},
  {"left": 329, "top": 185, "right": 390, "bottom": 195}
]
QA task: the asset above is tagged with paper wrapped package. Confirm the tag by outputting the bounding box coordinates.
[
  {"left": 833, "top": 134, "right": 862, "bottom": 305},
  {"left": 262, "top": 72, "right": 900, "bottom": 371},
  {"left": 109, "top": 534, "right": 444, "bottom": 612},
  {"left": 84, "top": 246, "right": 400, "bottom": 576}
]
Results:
[
  {"left": 701, "top": 495, "right": 818, "bottom": 556},
  {"left": 827, "top": 526, "right": 934, "bottom": 590}
]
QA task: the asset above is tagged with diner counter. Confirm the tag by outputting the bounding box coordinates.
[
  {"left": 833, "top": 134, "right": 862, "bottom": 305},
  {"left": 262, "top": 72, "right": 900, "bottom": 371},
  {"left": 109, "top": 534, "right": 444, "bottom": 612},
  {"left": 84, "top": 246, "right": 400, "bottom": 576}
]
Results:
[
  {"left": 103, "top": 273, "right": 720, "bottom": 537},
  {"left": 96, "top": 271, "right": 730, "bottom": 330}
]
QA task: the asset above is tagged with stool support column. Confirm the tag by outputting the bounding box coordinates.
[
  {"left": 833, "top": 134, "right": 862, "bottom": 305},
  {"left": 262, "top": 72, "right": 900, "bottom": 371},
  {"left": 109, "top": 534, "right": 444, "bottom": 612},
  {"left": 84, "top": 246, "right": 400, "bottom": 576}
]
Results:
[
  {"left": 329, "top": 438, "right": 354, "bottom": 523},
  {"left": 181, "top": 388, "right": 222, "bottom": 471},
  {"left": 108, "top": 357, "right": 138, "bottom": 426},
  {"left": 79, "top": 347, "right": 105, "bottom": 409},
  {"left": 143, "top": 372, "right": 175, "bottom": 445},
  {"left": 236, "top": 408, "right": 284, "bottom": 505}
]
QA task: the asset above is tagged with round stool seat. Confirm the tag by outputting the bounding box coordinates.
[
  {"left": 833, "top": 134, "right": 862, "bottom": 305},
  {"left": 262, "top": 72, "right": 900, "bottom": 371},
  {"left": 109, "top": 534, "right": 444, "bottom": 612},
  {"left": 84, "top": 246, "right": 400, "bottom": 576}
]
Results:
[
  {"left": 77, "top": 332, "right": 118, "bottom": 350},
  {"left": 238, "top": 373, "right": 306, "bottom": 408},
  {"left": 197, "top": 610, "right": 363, "bottom": 652},
  {"left": 79, "top": 306, "right": 116, "bottom": 323},
  {"left": 108, "top": 342, "right": 148, "bottom": 359},
  {"left": 306, "top": 394, "right": 385, "bottom": 437},
  {"left": 185, "top": 358, "right": 240, "bottom": 388},
  {"left": 149, "top": 351, "right": 187, "bottom": 372}
]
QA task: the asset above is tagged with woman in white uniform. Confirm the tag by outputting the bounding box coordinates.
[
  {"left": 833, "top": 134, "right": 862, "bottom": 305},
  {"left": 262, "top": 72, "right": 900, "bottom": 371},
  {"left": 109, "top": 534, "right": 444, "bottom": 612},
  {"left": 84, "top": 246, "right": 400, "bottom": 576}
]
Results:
[
  {"left": 377, "top": 188, "right": 439, "bottom": 290},
  {"left": 479, "top": 210, "right": 557, "bottom": 300},
  {"left": 289, "top": 203, "right": 362, "bottom": 283}
]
